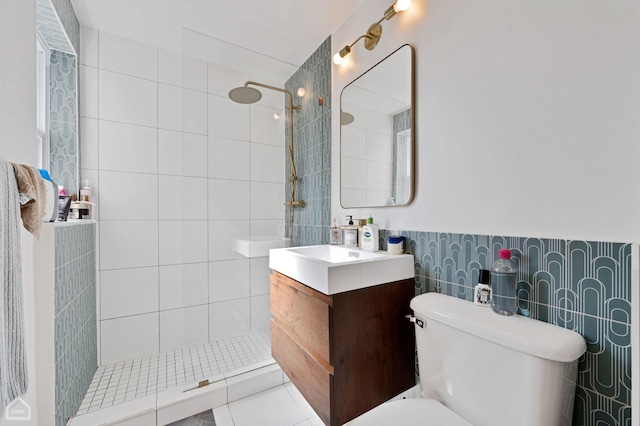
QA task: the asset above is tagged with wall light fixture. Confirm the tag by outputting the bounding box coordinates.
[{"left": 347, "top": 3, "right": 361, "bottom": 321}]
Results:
[{"left": 333, "top": 0, "right": 412, "bottom": 65}]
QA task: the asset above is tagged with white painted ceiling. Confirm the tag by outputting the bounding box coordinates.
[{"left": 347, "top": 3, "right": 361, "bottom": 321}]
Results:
[{"left": 70, "top": 0, "right": 365, "bottom": 67}]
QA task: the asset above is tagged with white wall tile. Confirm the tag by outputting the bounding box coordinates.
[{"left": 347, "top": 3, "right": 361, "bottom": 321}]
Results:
[
  {"left": 159, "top": 86, "right": 207, "bottom": 135},
  {"left": 367, "top": 132, "right": 392, "bottom": 164},
  {"left": 366, "top": 110, "right": 392, "bottom": 136},
  {"left": 80, "top": 117, "right": 98, "bottom": 170},
  {"left": 209, "top": 220, "right": 250, "bottom": 261},
  {"left": 159, "top": 221, "right": 208, "bottom": 265},
  {"left": 251, "top": 78, "right": 286, "bottom": 110},
  {"left": 100, "top": 313, "right": 159, "bottom": 364},
  {"left": 341, "top": 126, "right": 367, "bottom": 159},
  {"left": 159, "top": 305, "right": 209, "bottom": 353},
  {"left": 208, "top": 298, "right": 250, "bottom": 341},
  {"left": 366, "top": 162, "right": 392, "bottom": 191},
  {"left": 250, "top": 257, "right": 270, "bottom": 296},
  {"left": 366, "top": 190, "right": 389, "bottom": 206},
  {"left": 182, "top": 89, "right": 208, "bottom": 135},
  {"left": 208, "top": 137, "right": 250, "bottom": 180},
  {"left": 158, "top": 131, "right": 208, "bottom": 177},
  {"left": 209, "top": 259, "right": 250, "bottom": 302},
  {"left": 100, "top": 267, "right": 159, "bottom": 320},
  {"left": 250, "top": 220, "right": 285, "bottom": 238},
  {"left": 158, "top": 175, "right": 207, "bottom": 221},
  {"left": 341, "top": 157, "right": 366, "bottom": 190},
  {"left": 99, "top": 70, "right": 158, "bottom": 127},
  {"left": 99, "top": 171, "right": 158, "bottom": 220},
  {"left": 250, "top": 295, "right": 271, "bottom": 332},
  {"left": 158, "top": 49, "right": 182, "bottom": 86},
  {"left": 158, "top": 83, "right": 182, "bottom": 131},
  {"left": 250, "top": 143, "right": 284, "bottom": 183},
  {"left": 159, "top": 263, "right": 208, "bottom": 310},
  {"left": 208, "top": 95, "right": 250, "bottom": 141},
  {"left": 80, "top": 65, "right": 98, "bottom": 118},
  {"left": 80, "top": 168, "right": 100, "bottom": 219},
  {"left": 208, "top": 63, "right": 250, "bottom": 97},
  {"left": 99, "top": 32, "right": 157, "bottom": 81},
  {"left": 208, "top": 179, "right": 250, "bottom": 220},
  {"left": 182, "top": 56, "right": 207, "bottom": 92},
  {"left": 250, "top": 105, "right": 284, "bottom": 146},
  {"left": 80, "top": 26, "right": 98, "bottom": 67},
  {"left": 250, "top": 182, "right": 284, "bottom": 220},
  {"left": 99, "top": 121, "right": 158, "bottom": 174},
  {"left": 100, "top": 221, "right": 158, "bottom": 270},
  {"left": 341, "top": 189, "right": 366, "bottom": 207}
]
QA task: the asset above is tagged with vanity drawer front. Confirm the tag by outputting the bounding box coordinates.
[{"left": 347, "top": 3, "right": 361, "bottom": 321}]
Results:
[
  {"left": 270, "top": 272, "right": 331, "bottom": 365},
  {"left": 271, "top": 321, "right": 331, "bottom": 425}
]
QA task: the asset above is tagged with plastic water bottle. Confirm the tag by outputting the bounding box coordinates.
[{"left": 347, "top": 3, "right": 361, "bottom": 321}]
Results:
[{"left": 490, "top": 249, "right": 517, "bottom": 316}]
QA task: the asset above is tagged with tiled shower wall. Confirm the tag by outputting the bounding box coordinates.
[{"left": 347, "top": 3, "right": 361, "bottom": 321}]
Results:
[
  {"left": 49, "top": 0, "right": 80, "bottom": 53},
  {"left": 55, "top": 223, "right": 97, "bottom": 426},
  {"left": 50, "top": 49, "right": 78, "bottom": 193},
  {"left": 376, "top": 230, "right": 631, "bottom": 425},
  {"left": 285, "top": 37, "right": 332, "bottom": 247},
  {"left": 80, "top": 28, "right": 286, "bottom": 364}
]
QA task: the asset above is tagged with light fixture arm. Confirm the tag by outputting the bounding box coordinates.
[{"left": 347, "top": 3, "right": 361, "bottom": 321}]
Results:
[{"left": 333, "top": 0, "right": 411, "bottom": 65}]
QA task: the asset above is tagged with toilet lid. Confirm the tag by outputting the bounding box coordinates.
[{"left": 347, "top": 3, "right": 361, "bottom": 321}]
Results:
[{"left": 349, "top": 399, "right": 472, "bottom": 426}]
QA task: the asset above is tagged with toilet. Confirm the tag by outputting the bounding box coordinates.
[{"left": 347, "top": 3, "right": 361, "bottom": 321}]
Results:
[{"left": 351, "top": 293, "right": 587, "bottom": 426}]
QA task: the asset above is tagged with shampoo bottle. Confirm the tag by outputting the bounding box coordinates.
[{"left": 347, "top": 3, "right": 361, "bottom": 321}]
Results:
[{"left": 361, "top": 214, "right": 379, "bottom": 252}]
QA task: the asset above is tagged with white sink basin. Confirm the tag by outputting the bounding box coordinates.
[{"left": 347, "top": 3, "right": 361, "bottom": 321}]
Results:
[
  {"left": 269, "top": 244, "right": 415, "bottom": 295},
  {"left": 234, "top": 235, "right": 291, "bottom": 258}
]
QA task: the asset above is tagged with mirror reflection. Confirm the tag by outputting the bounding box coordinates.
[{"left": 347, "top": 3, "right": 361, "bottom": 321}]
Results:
[{"left": 340, "top": 44, "right": 414, "bottom": 208}]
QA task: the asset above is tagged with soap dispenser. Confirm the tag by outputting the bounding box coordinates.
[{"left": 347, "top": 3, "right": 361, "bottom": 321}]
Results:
[{"left": 361, "top": 214, "right": 379, "bottom": 252}]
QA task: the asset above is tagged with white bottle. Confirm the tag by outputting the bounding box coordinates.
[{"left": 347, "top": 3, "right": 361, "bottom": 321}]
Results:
[
  {"left": 361, "top": 214, "right": 379, "bottom": 252},
  {"left": 80, "top": 179, "right": 93, "bottom": 202}
]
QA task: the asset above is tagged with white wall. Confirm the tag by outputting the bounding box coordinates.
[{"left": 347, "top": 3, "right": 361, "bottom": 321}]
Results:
[
  {"left": 80, "top": 28, "right": 287, "bottom": 364},
  {"left": 0, "top": 1, "right": 39, "bottom": 424},
  {"left": 332, "top": 0, "right": 640, "bottom": 243}
]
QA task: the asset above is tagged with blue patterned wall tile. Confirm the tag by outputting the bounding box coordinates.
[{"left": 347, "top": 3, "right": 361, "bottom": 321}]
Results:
[
  {"left": 568, "top": 313, "right": 631, "bottom": 406},
  {"left": 573, "top": 385, "right": 631, "bottom": 426},
  {"left": 381, "top": 227, "right": 631, "bottom": 423},
  {"left": 49, "top": 50, "right": 78, "bottom": 194},
  {"left": 54, "top": 224, "right": 97, "bottom": 426},
  {"left": 565, "top": 241, "right": 632, "bottom": 324},
  {"left": 286, "top": 37, "right": 331, "bottom": 245}
]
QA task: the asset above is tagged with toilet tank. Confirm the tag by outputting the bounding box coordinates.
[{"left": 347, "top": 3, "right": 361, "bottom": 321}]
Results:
[{"left": 411, "top": 293, "right": 586, "bottom": 426}]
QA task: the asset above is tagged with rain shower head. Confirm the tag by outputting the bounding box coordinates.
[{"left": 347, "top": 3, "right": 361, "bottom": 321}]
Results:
[
  {"left": 228, "top": 85, "right": 262, "bottom": 104},
  {"left": 341, "top": 111, "right": 355, "bottom": 126}
]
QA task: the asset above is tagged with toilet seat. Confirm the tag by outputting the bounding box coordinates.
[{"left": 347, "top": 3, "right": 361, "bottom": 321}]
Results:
[{"left": 349, "top": 398, "right": 472, "bottom": 426}]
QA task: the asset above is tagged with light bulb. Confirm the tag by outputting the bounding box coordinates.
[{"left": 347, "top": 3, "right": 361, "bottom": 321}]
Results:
[
  {"left": 393, "top": 0, "right": 411, "bottom": 12},
  {"left": 296, "top": 87, "right": 306, "bottom": 97},
  {"left": 333, "top": 52, "right": 344, "bottom": 65},
  {"left": 273, "top": 112, "right": 281, "bottom": 120}
]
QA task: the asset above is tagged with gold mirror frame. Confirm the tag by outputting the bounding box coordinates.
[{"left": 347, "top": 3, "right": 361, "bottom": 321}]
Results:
[{"left": 339, "top": 44, "right": 415, "bottom": 208}]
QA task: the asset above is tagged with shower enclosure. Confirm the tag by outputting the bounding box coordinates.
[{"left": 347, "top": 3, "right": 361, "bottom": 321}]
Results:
[{"left": 74, "top": 27, "right": 317, "bottom": 422}]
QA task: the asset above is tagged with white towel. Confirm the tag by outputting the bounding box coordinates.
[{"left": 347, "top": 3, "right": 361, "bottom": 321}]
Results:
[{"left": 0, "top": 161, "right": 28, "bottom": 413}]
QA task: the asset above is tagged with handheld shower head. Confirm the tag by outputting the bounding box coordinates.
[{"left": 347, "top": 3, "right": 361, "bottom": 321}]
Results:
[{"left": 228, "top": 86, "right": 263, "bottom": 104}]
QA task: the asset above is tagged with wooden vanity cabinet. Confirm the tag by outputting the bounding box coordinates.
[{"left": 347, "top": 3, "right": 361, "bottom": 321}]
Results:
[{"left": 270, "top": 271, "right": 415, "bottom": 426}]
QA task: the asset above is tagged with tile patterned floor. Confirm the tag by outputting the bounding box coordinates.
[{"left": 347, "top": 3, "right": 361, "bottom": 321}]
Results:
[{"left": 77, "top": 331, "right": 272, "bottom": 415}]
